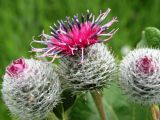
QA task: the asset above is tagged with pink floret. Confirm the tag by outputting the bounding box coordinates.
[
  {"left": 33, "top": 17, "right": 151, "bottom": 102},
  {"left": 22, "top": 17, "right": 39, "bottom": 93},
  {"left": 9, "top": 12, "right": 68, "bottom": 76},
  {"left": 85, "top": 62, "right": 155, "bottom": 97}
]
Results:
[
  {"left": 49, "top": 22, "right": 100, "bottom": 55},
  {"left": 136, "top": 56, "right": 155, "bottom": 75},
  {"left": 6, "top": 58, "right": 28, "bottom": 77}
]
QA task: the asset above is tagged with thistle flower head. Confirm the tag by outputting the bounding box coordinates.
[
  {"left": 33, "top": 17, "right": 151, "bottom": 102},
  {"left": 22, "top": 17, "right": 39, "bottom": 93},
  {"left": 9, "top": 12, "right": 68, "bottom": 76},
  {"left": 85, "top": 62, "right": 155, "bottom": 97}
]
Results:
[
  {"left": 31, "top": 8, "right": 118, "bottom": 61},
  {"left": 119, "top": 48, "right": 160, "bottom": 105},
  {"left": 58, "top": 43, "right": 116, "bottom": 92},
  {"left": 2, "top": 58, "right": 61, "bottom": 120}
]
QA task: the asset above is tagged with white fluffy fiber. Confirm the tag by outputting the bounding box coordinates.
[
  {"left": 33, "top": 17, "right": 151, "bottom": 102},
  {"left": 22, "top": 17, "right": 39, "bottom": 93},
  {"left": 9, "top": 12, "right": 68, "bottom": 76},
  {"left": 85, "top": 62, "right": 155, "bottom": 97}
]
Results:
[
  {"left": 119, "top": 48, "right": 160, "bottom": 105},
  {"left": 59, "top": 43, "right": 116, "bottom": 92},
  {"left": 2, "top": 59, "right": 61, "bottom": 120}
]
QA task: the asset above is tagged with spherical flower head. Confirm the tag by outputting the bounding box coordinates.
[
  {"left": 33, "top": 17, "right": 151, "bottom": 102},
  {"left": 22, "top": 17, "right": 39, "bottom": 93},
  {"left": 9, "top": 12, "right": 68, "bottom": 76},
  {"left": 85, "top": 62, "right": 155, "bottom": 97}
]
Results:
[
  {"left": 58, "top": 43, "right": 116, "bottom": 92},
  {"left": 2, "top": 58, "right": 61, "bottom": 120},
  {"left": 119, "top": 48, "right": 160, "bottom": 105},
  {"left": 31, "top": 8, "right": 118, "bottom": 61}
]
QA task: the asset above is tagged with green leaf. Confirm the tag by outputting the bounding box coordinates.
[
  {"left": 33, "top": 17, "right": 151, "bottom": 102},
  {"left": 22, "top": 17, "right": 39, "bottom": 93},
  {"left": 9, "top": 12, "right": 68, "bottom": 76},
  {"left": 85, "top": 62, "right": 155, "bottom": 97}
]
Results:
[
  {"left": 69, "top": 82, "right": 152, "bottom": 120},
  {"left": 69, "top": 93, "right": 99, "bottom": 120},
  {"left": 137, "top": 27, "right": 160, "bottom": 48},
  {"left": 104, "top": 82, "right": 151, "bottom": 120},
  {"left": 53, "top": 90, "right": 76, "bottom": 120},
  {"left": 144, "top": 27, "right": 160, "bottom": 48}
]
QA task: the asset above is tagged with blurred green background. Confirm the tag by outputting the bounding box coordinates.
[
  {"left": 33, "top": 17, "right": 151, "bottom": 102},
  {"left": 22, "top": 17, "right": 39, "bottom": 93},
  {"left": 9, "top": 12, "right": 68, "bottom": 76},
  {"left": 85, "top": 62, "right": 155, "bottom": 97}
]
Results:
[{"left": 0, "top": 0, "right": 160, "bottom": 120}]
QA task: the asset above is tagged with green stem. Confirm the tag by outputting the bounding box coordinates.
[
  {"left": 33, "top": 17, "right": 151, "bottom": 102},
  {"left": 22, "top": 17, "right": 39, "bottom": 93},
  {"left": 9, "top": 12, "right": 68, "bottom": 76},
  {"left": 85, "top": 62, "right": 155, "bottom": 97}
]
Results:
[
  {"left": 47, "top": 112, "right": 59, "bottom": 120},
  {"left": 91, "top": 90, "right": 107, "bottom": 120},
  {"left": 61, "top": 104, "right": 68, "bottom": 120},
  {"left": 61, "top": 103, "right": 68, "bottom": 120}
]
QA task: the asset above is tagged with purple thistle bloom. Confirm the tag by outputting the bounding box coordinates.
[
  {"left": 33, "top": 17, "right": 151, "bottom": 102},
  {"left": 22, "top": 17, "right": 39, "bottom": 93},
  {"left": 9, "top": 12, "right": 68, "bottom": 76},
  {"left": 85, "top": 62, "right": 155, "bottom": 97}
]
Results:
[{"left": 31, "top": 8, "right": 118, "bottom": 62}]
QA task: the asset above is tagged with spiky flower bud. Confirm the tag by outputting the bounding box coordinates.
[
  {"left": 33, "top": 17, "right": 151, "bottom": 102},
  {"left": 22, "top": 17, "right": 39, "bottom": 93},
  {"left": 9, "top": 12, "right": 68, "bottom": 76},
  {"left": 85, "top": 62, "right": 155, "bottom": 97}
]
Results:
[
  {"left": 2, "top": 58, "right": 61, "bottom": 120},
  {"left": 119, "top": 48, "right": 160, "bottom": 105},
  {"left": 58, "top": 43, "right": 116, "bottom": 92}
]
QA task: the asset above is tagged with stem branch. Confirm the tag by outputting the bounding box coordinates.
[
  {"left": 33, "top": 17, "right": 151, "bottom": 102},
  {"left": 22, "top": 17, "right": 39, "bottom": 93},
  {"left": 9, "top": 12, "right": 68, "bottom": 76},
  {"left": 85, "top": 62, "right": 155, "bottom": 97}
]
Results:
[{"left": 91, "top": 90, "right": 107, "bottom": 120}]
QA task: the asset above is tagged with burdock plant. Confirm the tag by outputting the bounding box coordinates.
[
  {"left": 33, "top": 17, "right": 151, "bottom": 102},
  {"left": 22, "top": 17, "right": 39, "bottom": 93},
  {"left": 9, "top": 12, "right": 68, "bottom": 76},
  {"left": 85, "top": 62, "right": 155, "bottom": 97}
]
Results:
[
  {"left": 2, "top": 7, "right": 160, "bottom": 120},
  {"left": 31, "top": 8, "right": 118, "bottom": 120},
  {"left": 0, "top": 8, "right": 118, "bottom": 120}
]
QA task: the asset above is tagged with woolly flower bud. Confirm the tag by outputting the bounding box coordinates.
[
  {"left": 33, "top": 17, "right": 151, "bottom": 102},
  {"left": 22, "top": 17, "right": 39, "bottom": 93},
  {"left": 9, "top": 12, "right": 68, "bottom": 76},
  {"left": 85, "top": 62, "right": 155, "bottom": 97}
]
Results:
[
  {"left": 119, "top": 48, "right": 160, "bottom": 105},
  {"left": 2, "top": 58, "right": 61, "bottom": 120},
  {"left": 58, "top": 43, "right": 116, "bottom": 92}
]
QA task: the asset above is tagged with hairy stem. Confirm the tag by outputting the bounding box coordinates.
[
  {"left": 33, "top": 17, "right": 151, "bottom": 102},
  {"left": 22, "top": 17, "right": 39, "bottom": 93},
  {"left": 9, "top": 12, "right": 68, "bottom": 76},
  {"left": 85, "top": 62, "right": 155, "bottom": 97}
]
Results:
[
  {"left": 91, "top": 90, "right": 107, "bottom": 120},
  {"left": 151, "top": 104, "right": 160, "bottom": 120}
]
